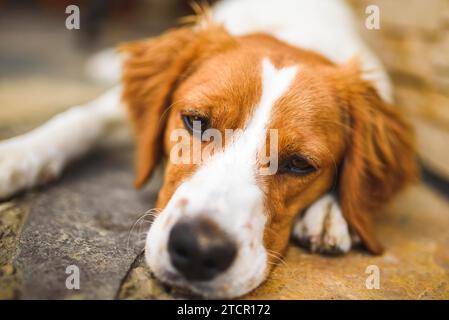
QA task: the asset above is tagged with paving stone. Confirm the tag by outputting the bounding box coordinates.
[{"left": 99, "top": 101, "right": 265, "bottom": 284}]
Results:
[
  {"left": 2, "top": 145, "right": 160, "bottom": 299},
  {"left": 0, "top": 200, "right": 30, "bottom": 299}
]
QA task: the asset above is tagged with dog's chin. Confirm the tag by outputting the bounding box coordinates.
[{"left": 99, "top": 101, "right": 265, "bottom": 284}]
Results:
[
  {"left": 147, "top": 261, "right": 268, "bottom": 299},
  {"left": 149, "top": 269, "right": 237, "bottom": 299}
]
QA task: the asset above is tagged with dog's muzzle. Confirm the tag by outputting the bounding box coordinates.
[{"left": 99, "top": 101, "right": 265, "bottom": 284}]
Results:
[{"left": 168, "top": 217, "right": 237, "bottom": 281}]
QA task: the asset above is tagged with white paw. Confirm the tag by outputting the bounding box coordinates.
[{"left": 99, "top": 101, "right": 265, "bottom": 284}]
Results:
[
  {"left": 0, "top": 138, "right": 63, "bottom": 200},
  {"left": 292, "top": 194, "right": 351, "bottom": 255}
]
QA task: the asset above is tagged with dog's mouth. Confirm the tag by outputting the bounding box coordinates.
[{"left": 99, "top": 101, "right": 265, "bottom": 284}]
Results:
[{"left": 151, "top": 268, "right": 233, "bottom": 299}]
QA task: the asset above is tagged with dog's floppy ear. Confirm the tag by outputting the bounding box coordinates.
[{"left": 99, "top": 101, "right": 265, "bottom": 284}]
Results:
[
  {"left": 120, "top": 24, "right": 236, "bottom": 187},
  {"left": 336, "top": 61, "right": 418, "bottom": 254}
]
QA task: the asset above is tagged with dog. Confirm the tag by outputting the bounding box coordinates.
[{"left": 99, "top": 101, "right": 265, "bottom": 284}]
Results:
[{"left": 0, "top": 0, "right": 417, "bottom": 298}]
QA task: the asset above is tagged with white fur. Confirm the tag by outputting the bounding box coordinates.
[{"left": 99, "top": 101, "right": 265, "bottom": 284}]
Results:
[
  {"left": 292, "top": 194, "right": 351, "bottom": 253},
  {"left": 85, "top": 49, "right": 125, "bottom": 85},
  {"left": 0, "top": 86, "right": 125, "bottom": 199},
  {"left": 213, "top": 0, "right": 393, "bottom": 102},
  {"left": 146, "top": 58, "right": 298, "bottom": 298}
]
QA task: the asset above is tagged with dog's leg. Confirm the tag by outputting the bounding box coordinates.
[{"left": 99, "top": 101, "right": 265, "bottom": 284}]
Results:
[
  {"left": 292, "top": 193, "right": 352, "bottom": 255},
  {"left": 0, "top": 86, "right": 126, "bottom": 200}
]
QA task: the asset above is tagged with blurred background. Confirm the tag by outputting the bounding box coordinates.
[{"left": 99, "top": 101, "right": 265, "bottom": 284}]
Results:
[
  {"left": 350, "top": 0, "right": 449, "bottom": 196},
  {"left": 0, "top": 0, "right": 449, "bottom": 300},
  {"left": 0, "top": 0, "right": 191, "bottom": 136}
]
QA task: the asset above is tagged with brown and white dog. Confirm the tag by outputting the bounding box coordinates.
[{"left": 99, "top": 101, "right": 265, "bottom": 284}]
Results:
[{"left": 0, "top": 0, "right": 417, "bottom": 298}]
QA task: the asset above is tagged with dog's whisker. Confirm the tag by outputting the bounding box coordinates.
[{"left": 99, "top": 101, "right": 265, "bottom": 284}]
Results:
[
  {"left": 145, "top": 208, "right": 162, "bottom": 214},
  {"left": 266, "top": 253, "right": 285, "bottom": 265},
  {"left": 126, "top": 208, "right": 161, "bottom": 252},
  {"left": 138, "top": 220, "right": 153, "bottom": 224},
  {"left": 159, "top": 99, "right": 188, "bottom": 124},
  {"left": 266, "top": 250, "right": 288, "bottom": 267}
]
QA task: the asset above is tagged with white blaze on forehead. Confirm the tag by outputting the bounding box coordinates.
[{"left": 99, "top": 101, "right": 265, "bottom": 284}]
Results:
[
  {"left": 202, "top": 58, "right": 298, "bottom": 181},
  {"left": 243, "top": 58, "right": 299, "bottom": 157},
  {"left": 145, "top": 58, "right": 299, "bottom": 298},
  {"left": 177, "top": 58, "right": 298, "bottom": 222}
]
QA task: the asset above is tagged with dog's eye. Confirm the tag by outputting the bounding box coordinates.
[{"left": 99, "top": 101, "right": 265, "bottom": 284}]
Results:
[
  {"left": 283, "top": 156, "right": 316, "bottom": 175},
  {"left": 182, "top": 114, "right": 209, "bottom": 135}
]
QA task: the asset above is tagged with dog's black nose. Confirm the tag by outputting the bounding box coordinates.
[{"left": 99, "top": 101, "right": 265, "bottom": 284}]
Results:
[{"left": 168, "top": 218, "right": 237, "bottom": 281}]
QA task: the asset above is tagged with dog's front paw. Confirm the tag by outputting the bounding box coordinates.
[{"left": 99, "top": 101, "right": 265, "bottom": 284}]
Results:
[
  {"left": 0, "top": 140, "right": 37, "bottom": 199},
  {"left": 292, "top": 194, "right": 351, "bottom": 255},
  {"left": 0, "top": 138, "right": 62, "bottom": 200}
]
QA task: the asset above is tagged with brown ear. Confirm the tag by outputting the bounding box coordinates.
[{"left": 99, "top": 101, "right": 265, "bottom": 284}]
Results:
[
  {"left": 337, "top": 66, "right": 418, "bottom": 254},
  {"left": 120, "top": 25, "right": 236, "bottom": 187}
]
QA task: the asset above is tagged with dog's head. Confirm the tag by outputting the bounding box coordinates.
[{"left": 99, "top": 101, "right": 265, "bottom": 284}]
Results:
[{"left": 121, "top": 24, "right": 417, "bottom": 298}]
